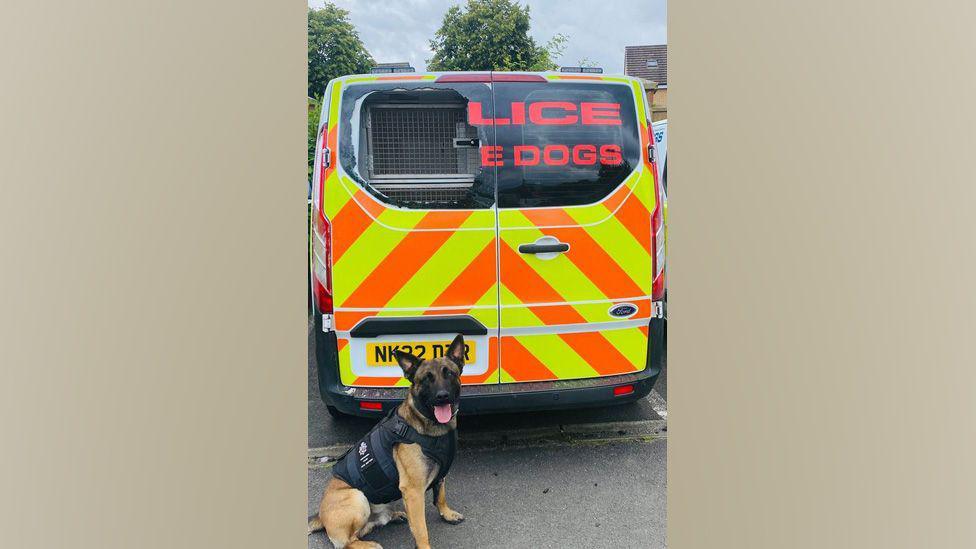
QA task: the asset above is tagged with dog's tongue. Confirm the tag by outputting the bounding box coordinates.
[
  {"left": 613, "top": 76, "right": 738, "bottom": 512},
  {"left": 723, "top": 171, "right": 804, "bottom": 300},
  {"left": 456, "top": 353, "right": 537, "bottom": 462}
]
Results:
[{"left": 434, "top": 404, "right": 453, "bottom": 424}]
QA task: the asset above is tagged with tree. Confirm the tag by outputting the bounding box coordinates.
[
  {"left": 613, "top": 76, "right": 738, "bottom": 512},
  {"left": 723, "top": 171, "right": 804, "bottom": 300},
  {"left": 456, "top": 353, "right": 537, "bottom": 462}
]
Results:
[
  {"left": 308, "top": 4, "right": 373, "bottom": 177},
  {"left": 427, "top": 0, "right": 567, "bottom": 72},
  {"left": 307, "top": 4, "right": 374, "bottom": 97},
  {"left": 577, "top": 57, "right": 599, "bottom": 68}
]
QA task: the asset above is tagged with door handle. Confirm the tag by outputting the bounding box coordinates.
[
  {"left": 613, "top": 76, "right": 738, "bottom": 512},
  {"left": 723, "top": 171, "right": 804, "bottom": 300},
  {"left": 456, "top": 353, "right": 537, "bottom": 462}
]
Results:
[
  {"left": 518, "top": 236, "right": 570, "bottom": 257},
  {"left": 519, "top": 242, "right": 569, "bottom": 254}
]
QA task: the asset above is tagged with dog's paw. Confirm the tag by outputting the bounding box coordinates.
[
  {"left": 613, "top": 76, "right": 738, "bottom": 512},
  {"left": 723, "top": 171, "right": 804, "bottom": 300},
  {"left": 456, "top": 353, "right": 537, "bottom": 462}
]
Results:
[
  {"left": 439, "top": 509, "right": 465, "bottom": 524},
  {"left": 389, "top": 511, "right": 408, "bottom": 524}
]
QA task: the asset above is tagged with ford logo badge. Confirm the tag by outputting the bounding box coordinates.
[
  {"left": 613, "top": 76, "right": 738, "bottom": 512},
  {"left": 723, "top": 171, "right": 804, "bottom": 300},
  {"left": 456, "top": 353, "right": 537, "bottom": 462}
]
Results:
[{"left": 608, "top": 303, "right": 638, "bottom": 318}]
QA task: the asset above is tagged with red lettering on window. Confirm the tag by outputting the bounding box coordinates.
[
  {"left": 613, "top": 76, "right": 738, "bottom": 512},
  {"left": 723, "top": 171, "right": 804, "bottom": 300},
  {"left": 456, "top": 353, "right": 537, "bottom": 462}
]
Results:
[
  {"left": 514, "top": 145, "right": 540, "bottom": 166},
  {"left": 480, "top": 145, "right": 503, "bottom": 166},
  {"left": 599, "top": 144, "right": 623, "bottom": 165},
  {"left": 543, "top": 145, "right": 570, "bottom": 165},
  {"left": 572, "top": 144, "right": 598, "bottom": 165},
  {"left": 468, "top": 102, "right": 509, "bottom": 125},
  {"left": 581, "top": 102, "right": 622, "bottom": 125},
  {"left": 472, "top": 101, "right": 622, "bottom": 126},
  {"left": 511, "top": 102, "right": 526, "bottom": 125},
  {"left": 482, "top": 144, "right": 623, "bottom": 167},
  {"left": 528, "top": 102, "right": 578, "bottom": 125}
]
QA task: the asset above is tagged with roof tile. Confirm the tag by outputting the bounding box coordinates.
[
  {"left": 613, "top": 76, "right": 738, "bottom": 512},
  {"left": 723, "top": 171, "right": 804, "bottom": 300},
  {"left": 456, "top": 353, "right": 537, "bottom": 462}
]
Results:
[{"left": 624, "top": 45, "right": 667, "bottom": 85}]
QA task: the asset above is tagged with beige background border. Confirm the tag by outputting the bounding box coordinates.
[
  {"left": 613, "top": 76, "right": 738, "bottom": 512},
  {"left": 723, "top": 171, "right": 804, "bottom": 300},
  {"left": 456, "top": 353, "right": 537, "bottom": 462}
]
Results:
[
  {"left": 3, "top": 1, "right": 976, "bottom": 547},
  {"left": 2, "top": 2, "right": 307, "bottom": 548},
  {"left": 669, "top": 1, "right": 976, "bottom": 547}
]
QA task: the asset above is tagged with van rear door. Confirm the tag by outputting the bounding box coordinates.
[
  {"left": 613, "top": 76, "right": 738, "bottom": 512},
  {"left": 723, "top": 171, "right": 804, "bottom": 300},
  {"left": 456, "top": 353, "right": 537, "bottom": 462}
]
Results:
[
  {"left": 323, "top": 76, "right": 499, "bottom": 387},
  {"left": 492, "top": 77, "right": 657, "bottom": 382}
]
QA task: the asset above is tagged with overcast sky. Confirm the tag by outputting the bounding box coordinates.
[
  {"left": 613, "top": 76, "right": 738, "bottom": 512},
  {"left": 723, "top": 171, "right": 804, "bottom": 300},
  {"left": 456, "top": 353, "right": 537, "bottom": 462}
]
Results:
[{"left": 309, "top": 0, "right": 666, "bottom": 74}]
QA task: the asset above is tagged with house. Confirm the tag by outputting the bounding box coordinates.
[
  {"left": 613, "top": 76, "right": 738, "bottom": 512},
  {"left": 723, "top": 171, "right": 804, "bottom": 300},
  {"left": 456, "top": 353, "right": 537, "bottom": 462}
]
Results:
[{"left": 624, "top": 45, "right": 667, "bottom": 122}]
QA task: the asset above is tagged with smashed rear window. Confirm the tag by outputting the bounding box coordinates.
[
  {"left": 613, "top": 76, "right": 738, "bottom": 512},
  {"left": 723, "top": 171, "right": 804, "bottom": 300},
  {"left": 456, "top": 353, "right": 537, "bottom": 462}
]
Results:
[{"left": 337, "top": 81, "right": 495, "bottom": 210}]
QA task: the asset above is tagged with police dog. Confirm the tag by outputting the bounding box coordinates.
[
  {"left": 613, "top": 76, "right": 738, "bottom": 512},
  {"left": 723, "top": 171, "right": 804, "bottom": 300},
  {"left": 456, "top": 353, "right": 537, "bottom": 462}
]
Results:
[{"left": 308, "top": 334, "right": 466, "bottom": 549}]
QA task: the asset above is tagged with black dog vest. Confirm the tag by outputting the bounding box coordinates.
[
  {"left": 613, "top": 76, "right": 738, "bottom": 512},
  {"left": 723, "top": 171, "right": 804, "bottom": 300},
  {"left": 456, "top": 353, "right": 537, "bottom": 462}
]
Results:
[{"left": 332, "top": 408, "right": 457, "bottom": 505}]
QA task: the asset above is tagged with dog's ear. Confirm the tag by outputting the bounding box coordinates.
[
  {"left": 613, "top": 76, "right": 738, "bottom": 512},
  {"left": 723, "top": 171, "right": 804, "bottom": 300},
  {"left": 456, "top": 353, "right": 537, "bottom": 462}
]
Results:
[
  {"left": 446, "top": 334, "right": 466, "bottom": 372},
  {"left": 393, "top": 349, "right": 422, "bottom": 382}
]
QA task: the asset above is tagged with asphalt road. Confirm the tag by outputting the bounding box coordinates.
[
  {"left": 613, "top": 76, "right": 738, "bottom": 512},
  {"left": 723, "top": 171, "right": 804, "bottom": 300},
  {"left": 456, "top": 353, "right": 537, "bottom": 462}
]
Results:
[{"left": 308, "top": 439, "right": 667, "bottom": 549}]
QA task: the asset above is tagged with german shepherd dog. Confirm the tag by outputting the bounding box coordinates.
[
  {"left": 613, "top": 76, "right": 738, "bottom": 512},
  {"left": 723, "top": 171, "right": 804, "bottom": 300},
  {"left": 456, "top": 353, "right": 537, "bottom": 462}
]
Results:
[{"left": 308, "top": 334, "right": 466, "bottom": 549}]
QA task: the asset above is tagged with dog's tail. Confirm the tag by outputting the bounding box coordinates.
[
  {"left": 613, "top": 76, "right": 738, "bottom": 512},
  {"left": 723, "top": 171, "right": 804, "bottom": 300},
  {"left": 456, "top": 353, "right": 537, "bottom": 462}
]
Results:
[{"left": 308, "top": 513, "right": 324, "bottom": 535}]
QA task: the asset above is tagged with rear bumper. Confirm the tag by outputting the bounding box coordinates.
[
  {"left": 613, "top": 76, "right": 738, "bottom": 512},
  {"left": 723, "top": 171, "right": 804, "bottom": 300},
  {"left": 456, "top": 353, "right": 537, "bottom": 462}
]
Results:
[{"left": 313, "top": 314, "right": 665, "bottom": 418}]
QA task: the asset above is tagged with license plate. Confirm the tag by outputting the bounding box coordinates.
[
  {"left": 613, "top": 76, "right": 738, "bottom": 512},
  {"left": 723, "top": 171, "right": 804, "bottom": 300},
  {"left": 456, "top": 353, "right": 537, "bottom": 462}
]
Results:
[{"left": 365, "top": 341, "right": 476, "bottom": 367}]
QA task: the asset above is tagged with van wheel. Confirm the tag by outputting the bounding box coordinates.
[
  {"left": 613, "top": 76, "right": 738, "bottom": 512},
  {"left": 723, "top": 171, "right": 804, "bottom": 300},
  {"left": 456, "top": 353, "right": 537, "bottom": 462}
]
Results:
[{"left": 326, "top": 405, "right": 348, "bottom": 420}]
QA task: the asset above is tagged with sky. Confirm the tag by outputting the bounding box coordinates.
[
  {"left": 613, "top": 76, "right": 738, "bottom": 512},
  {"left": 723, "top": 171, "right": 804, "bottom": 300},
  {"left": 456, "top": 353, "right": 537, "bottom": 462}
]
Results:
[{"left": 308, "top": 0, "right": 667, "bottom": 74}]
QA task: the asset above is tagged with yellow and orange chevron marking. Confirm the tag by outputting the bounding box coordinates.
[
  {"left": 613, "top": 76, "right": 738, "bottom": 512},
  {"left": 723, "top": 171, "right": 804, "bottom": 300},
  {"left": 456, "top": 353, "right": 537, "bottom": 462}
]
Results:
[
  {"left": 424, "top": 241, "right": 497, "bottom": 314},
  {"left": 499, "top": 328, "right": 647, "bottom": 383},
  {"left": 493, "top": 78, "right": 656, "bottom": 382},
  {"left": 320, "top": 78, "right": 499, "bottom": 386},
  {"left": 496, "top": 198, "right": 652, "bottom": 383},
  {"left": 319, "top": 74, "right": 657, "bottom": 388}
]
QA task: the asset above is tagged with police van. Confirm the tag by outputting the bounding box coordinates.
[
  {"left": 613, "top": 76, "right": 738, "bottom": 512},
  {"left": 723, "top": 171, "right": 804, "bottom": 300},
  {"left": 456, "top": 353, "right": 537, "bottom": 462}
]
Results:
[
  {"left": 310, "top": 70, "right": 666, "bottom": 417},
  {"left": 653, "top": 119, "right": 667, "bottom": 188},
  {"left": 653, "top": 119, "right": 668, "bottom": 303}
]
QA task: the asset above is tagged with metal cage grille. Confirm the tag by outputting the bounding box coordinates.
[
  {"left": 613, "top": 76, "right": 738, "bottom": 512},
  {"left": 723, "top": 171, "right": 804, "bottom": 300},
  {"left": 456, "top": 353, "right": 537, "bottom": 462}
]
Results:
[
  {"left": 375, "top": 185, "right": 471, "bottom": 204},
  {"left": 367, "top": 106, "right": 477, "bottom": 177}
]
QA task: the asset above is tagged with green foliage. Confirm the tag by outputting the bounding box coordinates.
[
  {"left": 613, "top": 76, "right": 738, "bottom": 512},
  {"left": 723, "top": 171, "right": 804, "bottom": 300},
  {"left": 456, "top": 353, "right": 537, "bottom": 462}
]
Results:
[
  {"left": 428, "top": 0, "right": 567, "bottom": 72},
  {"left": 577, "top": 56, "right": 598, "bottom": 68},
  {"left": 308, "top": 97, "right": 323, "bottom": 180},
  {"left": 307, "top": 4, "right": 374, "bottom": 97},
  {"left": 538, "top": 33, "right": 568, "bottom": 70},
  {"left": 308, "top": 3, "right": 373, "bottom": 177}
]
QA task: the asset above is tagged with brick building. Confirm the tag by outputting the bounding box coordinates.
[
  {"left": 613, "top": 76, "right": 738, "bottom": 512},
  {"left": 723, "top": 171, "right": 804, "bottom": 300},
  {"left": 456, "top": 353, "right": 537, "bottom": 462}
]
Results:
[{"left": 624, "top": 45, "right": 667, "bottom": 121}]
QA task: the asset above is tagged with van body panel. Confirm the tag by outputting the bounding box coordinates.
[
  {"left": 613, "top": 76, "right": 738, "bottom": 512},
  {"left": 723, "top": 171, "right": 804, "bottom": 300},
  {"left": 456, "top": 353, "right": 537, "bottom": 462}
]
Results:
[
  {"left": 313, "top": 72, "right": 661, "bottom": 394},
  {"left": 321, "top": 76, "right": 500, "bottom": 387},
  {"left": 493, "top": 79, "right": 655, "bottom": 383}
]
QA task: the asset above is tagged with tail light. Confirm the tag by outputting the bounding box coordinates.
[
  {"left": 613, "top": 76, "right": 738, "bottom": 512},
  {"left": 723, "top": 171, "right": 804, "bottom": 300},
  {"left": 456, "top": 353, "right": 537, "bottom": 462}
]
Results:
[
  {"left": 651, "top": 197, "right": 665, "bottom": 301},
  {"left": 312, "top": 215, "right": 333, "bottom": 314},
  {"left": 613, "top": 384, "right": 636, "bottom": 397},
  {"left": 647, "top": 120, "right": 666, "bottom": 301},
  {"left": 311, "top": 124, "right": 334, "bottom": 314}
]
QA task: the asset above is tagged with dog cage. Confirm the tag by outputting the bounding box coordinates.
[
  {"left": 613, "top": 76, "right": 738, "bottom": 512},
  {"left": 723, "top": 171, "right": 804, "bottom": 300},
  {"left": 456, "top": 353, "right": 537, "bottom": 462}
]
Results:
[{"left": 356, "top": 90, "right": 481, "bottom": 204}]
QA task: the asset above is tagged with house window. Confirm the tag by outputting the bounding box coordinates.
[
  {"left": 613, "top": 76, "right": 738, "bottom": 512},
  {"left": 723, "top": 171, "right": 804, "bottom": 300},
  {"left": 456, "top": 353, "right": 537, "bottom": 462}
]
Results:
[{"left": 647, "top": 60, "right": 659, "bottom": 68}]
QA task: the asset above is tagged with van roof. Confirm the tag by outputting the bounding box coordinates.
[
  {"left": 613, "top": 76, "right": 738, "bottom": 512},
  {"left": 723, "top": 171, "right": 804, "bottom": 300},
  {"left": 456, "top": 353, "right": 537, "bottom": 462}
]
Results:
[{"left": 331, "top": 71, "right": 644, "bottom": 86}]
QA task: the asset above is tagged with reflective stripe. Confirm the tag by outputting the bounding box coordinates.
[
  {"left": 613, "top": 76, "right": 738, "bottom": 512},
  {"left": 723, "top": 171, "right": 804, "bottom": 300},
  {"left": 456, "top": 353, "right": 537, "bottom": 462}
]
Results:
[
  {"left": 385, "top": 218, "right": 492, "bottom": 309},
  {"left": 521, "top": 209, "right": 645, "bottom": 299},
  {"left": 426, "top": 241, "right": 497, "bottom": 309},
  {"left": 499, "top": 230, "right": 604, "bottom": 305},
  {"left": 329, "top": 189, "right": 373, "bottom": 263},
  {"left": 498, "top": 326, "right": 648, "bottom": 383},
  {"left": 515, "top": 334, "right": 599, "bottom": 379},
  {"left": 334, "top": 295, "right": 650, "bottom": 312},
  {"left": 334, "top": 174, "right": 495, "bottom": 233},
  {"left": 498, "top": 319, "right": 647, "bottom": 336},
  {"left": 332, "top": 210, "right": 421, "bottom": 307},
  {"left": 558, "top": 330, "right": 642, "bottom": 377},
  {"left": 600, "top": 326, "right": 648, "bottom": 371},
  {"left": 341, "top": 213, "right": 473, "bottom": 309},
  {"left": 495, "top": 170, "right": 641, "bottom": 230},
  {"left": 499, "top": 337, "right": 557, "bottom": 381}
]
